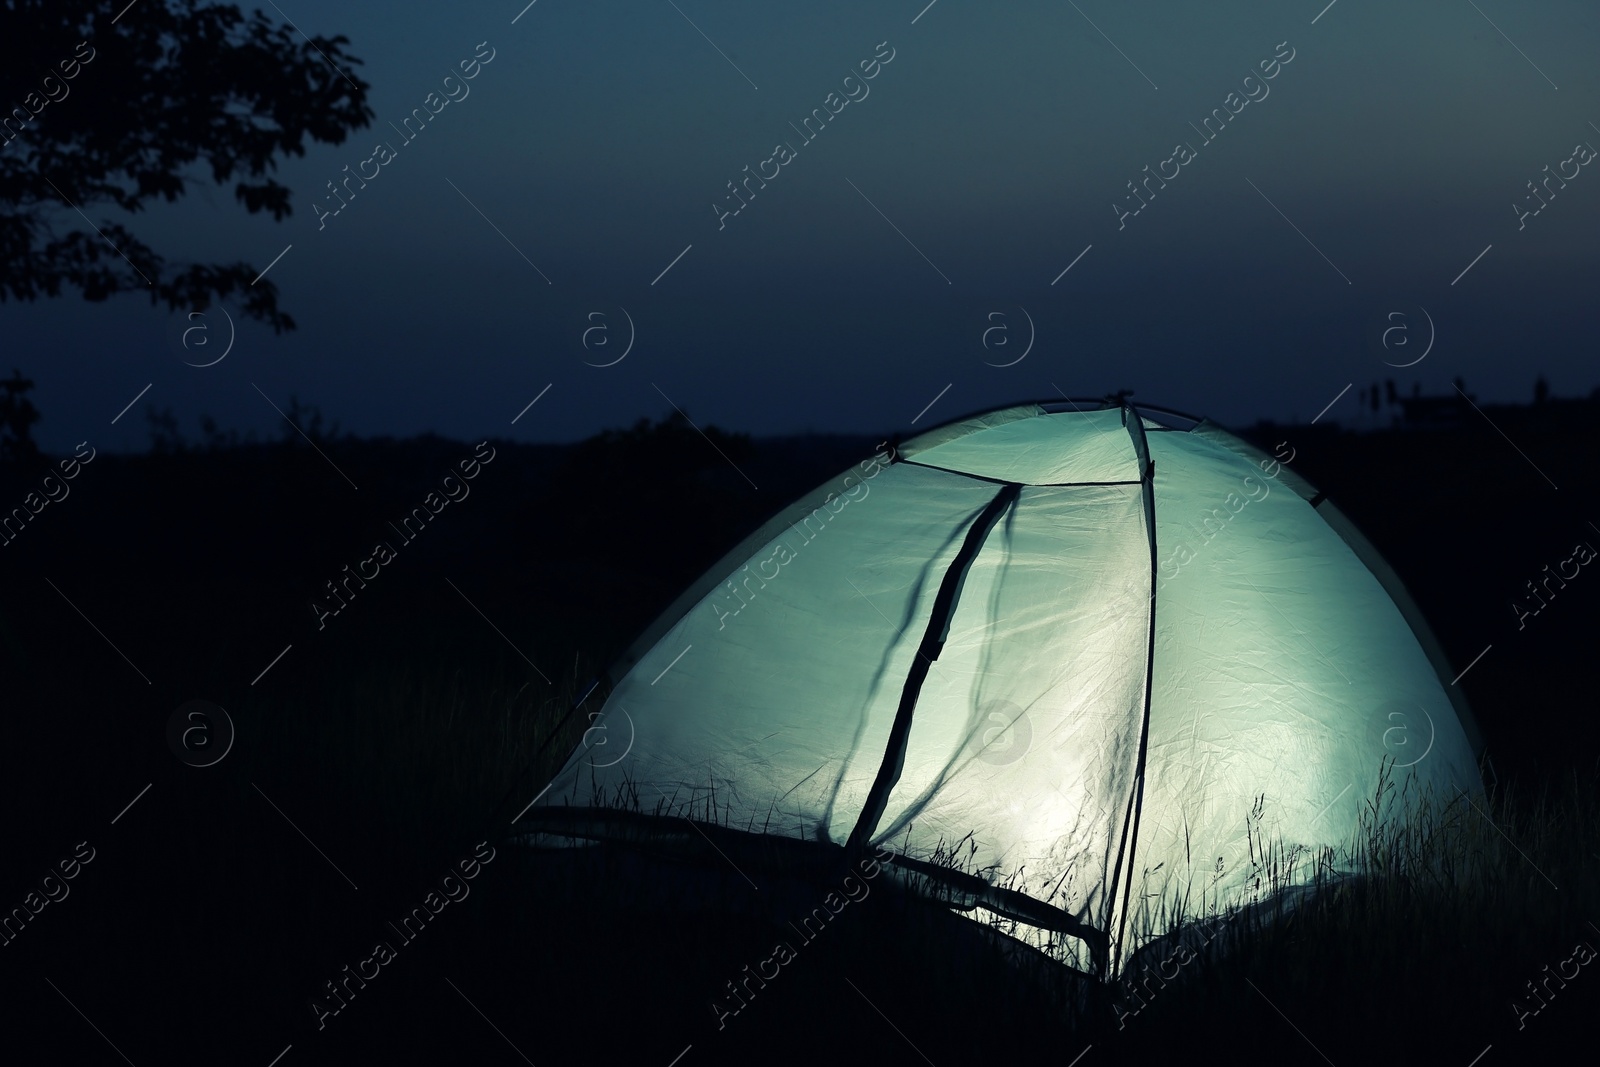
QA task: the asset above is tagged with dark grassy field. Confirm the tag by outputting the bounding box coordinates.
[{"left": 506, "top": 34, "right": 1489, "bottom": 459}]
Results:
[{"left": 1, "top": 403, "right": 1596, "bottom": 1064}]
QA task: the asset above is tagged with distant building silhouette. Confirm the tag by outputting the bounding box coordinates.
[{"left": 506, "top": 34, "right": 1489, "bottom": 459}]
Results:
[
  {"left": 1397, "top": 391, "right": 1471, "bottom": 429},
  {"left": 1248, "top": 379, "right": 1598, "bottom": 436},
  {"left": 1395, "top": 379, "right": 1597, "bottom": 432}
]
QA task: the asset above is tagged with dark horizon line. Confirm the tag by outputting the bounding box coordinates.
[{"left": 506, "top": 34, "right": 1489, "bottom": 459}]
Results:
[{"left": 16, "top": 382, "right": 1597, "bottom": 463}]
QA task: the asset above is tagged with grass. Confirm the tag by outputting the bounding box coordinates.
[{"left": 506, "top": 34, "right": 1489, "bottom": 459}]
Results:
[
  {"left": 229, "top": 639, "right": 606, "bottom": 876},
  {"left": 7, "top": 424, "right": 1598, "bottom": 1063},
  {"left": 19, "top": 601, "right": 1587, "bottom": 1064},
  {"left": 1081, "top": 758, "right": 1600, "bottom": 1061},
  {"left": 490, "top": 728, "right": 1600, "bottom": 1063}
]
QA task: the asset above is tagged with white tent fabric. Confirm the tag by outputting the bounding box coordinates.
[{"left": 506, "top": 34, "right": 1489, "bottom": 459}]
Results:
[{"left": 532, "top": 401, "right": 1483, "bottom": 975}]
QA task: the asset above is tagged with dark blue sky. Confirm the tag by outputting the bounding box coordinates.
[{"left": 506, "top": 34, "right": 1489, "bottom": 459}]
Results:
[{"left": 12, "top": 0, "right": 1600, "bottom": 453}]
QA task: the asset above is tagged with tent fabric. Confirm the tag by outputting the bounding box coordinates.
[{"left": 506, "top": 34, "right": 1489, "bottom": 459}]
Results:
[
  {"left": 906, "top": 405, "right": 1141, "bottom": 484},
  {"left": 528, "top": 401, "right": 1483, "bottom": 976}
]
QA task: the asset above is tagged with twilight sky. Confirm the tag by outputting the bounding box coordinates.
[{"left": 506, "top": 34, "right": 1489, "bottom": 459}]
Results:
[{"left": 12, "top": 0, "right": 1600, "bottom": 453}]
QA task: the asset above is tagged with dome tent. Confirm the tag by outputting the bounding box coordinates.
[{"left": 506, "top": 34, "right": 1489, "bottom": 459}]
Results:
[{"left": 519, "top": 398, "right": 1485, "bottom": 979}]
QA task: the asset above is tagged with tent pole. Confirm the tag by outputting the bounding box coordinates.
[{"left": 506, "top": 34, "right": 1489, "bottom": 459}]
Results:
[
  {"left": 1106, "top": 401, "right": 1160, "bottom": 982},
  {"left": 844, "top": 482, "right": 1022, "bottom": 857}
]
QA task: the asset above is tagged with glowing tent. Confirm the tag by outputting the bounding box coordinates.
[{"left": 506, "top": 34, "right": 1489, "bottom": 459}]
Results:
[{"left": 521, "top": 399, "right": 1484, "bottom": 977}]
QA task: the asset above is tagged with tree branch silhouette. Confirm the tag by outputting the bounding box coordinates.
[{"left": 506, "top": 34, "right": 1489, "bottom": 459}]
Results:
[{"left": 0, "top": 0, "right": 375, "bottom": 331}]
